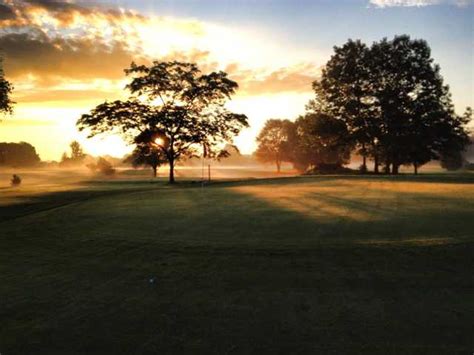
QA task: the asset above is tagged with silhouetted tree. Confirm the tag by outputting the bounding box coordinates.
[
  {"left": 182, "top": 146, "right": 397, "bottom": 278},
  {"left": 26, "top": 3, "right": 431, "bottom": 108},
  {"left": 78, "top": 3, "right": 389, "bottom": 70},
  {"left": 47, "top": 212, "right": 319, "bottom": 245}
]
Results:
[
  {"left": 312, "top": 39, "right": 374, "bottom": 171},
  {"left": 440, "top": 150, "right": 465, "bottom": 171},
  {"left": 0, "top": 58, "right": 14, "bottom": 117},
  {"left": 125, "top": 144, "right": 167, "bottom": 177},
  {"left": 292, "top": 113, "right": 351, "bottom": 172},
  {"left": 70, "top": 141, "right": 86, "bottom": 161},
  {"left": 0, "top": 142, "right": 40, "bottom": 167},
  {"left": 313, "top": 35, "right": 472, "bottom": 174},
  {"left": 255, "top": 119, "right": 295, "bottom": 172},
  {"left": 78, "top": 61, "right": 248, "bottom": 183},
  {"left": 60, "top": 141, "right": 86, "bottom": 167}
]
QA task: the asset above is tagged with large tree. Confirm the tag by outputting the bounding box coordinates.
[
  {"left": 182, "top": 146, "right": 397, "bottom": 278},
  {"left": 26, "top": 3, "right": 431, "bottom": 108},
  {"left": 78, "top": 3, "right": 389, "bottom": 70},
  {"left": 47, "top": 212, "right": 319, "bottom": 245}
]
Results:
[
  {"left": 312, "top": 39, "right": 374, "bottom": 171},
  {"left": 254, "top": 119, "right": 296, "bottom": 173},
  {"left": 370, "top": 36, "right": 471, "bottom": 174},
  {"left": 78, "top": 61, "right": 248, "bottom": 183}
]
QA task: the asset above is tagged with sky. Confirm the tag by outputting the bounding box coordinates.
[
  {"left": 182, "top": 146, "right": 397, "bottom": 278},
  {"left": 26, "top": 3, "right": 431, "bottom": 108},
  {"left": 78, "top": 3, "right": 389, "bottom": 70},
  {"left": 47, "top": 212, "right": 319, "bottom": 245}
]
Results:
[{"left": 0, "top": 0, "right": 472, "bottom": 160}]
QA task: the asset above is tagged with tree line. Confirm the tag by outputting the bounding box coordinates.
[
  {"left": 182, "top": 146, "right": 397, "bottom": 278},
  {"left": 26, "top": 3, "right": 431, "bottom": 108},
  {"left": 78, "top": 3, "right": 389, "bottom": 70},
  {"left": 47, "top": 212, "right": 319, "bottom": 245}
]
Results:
[
  {"left": 1, "top": 35, "right": 471, "bottom": 181},
  {"left": 256, "top": 35, "right": 472, "bottom": 174}
]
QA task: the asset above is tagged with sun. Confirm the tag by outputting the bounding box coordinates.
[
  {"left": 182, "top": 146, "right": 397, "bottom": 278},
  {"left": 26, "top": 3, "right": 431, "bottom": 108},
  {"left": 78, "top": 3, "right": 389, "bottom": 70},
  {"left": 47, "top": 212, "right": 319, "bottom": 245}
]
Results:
[{"left": 154, "top": 137, "right": 165, "bottom": 147}]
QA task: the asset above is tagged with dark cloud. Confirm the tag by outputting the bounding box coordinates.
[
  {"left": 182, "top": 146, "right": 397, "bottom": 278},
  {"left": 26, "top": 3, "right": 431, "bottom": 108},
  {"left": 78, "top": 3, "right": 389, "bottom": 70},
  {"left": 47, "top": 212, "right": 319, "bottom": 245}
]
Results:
[
  {"left": 0, "top": 0, "right": 146, "bottom": 28},
  {"left": 0, "top": 30, "right": 142, "bottom": 82},
  {"left": 0, "top": 4, "right": 15, "bottom": 20}
]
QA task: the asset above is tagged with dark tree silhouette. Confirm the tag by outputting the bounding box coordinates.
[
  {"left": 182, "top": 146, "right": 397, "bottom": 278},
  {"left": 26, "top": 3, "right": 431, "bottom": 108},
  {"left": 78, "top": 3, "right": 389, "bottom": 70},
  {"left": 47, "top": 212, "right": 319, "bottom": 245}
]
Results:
[
  {"left": 292, "top": 113, "right": 351, "bottom": 173},
  {"left": 0, "top": 58, "right": 14, "bottom": 117},
  {"left": 440, "top": 150, "right": 465, "bottom": 171},
  {"left": 313, "top": 35, "right": 472, "bottom": 174},
  {"left": 60, "top": 141, "right": 86, "bottom": 166},
  {"left": 0, "top": 142, "right": 40, "bottom": 167},
  {"left": 78, "top": 61, "right": 248, "bottom": 183},
  {"left": 125, "top": 144, "right": 167, "bottom": 177},
  {"left": 312, "top": 40, "right": 373, "bottom": 171},
  {"left": 255, "top": 119, "right": 295, "bottom": 172}
]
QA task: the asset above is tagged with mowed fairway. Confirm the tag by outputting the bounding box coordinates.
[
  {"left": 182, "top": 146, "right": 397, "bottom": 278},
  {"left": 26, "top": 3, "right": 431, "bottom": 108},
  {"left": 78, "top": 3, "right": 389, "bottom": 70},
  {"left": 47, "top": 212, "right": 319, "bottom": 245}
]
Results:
[{"left": 1, "top": 175, "right": 473, "bottom": 354}]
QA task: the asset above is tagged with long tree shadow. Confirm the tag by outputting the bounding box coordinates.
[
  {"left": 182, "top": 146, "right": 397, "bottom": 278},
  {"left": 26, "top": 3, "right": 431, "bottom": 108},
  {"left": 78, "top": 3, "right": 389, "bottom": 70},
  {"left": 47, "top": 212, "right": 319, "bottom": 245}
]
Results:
[{"left": 1, "top": 177, "right": 473, "bottom": 354}]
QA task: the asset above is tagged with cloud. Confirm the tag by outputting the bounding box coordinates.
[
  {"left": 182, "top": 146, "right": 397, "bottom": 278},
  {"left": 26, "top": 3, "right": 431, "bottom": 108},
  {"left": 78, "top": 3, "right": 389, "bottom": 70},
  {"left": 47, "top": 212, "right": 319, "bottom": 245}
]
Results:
[
  {"left": 229, "top": 63, "right": 320, "bottom": 96},
  {"left": 0, "top": 30, "right": 141, "bottom": 83},
  {"left": 0, "top": 3, "right": 15, "bottom": 20},
  {"left": 369, "top": 0, "right": 471, "bottom": 6},
  {"left": 0, "top": 0, "right": 320, "bottom": 105}
]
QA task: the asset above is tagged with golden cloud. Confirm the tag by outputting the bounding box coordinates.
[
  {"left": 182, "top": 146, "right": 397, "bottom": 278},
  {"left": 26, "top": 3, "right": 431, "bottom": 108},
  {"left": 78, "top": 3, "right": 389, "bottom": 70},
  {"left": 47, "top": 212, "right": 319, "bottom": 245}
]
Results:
[{"left": 0, "top": 0, "right": 320, "bottom": 104}]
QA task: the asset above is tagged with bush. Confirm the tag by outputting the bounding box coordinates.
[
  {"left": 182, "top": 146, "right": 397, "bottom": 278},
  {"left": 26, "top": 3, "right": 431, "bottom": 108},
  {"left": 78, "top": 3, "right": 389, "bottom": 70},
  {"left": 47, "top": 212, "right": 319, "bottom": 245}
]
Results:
[
  {"left": 304, "top": 163, "right": 354, "bottom": 175},
  {"left": 10, "top": 174, "right": 21, "bottom": 186},
  {"left": 86, "top": 157, "right": 116, "bottom": 176},
  {"left": 96, "top": 157, "right": 116, "bottom": 176},
  {"left": 358, "top": 164, "right": 368, "bottom": 174}
]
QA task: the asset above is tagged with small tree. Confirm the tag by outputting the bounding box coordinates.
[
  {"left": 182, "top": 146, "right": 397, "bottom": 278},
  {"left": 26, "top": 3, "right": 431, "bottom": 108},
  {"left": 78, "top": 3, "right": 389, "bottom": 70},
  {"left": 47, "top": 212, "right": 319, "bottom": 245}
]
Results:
[
  {"left": 10, "top": 174, "right": 21, "bottom": 186},
  {"left": 70, "top": 141, "right": 86, "bottom": 162},
  {"left": 255, "top": 119, "right": 295, "bottom": 173},
  {"left": 125, "top": 144, "right": 167, "bottom": 177},
  {"left": 60, "top": 141, "right": 86, "bottom": 167},
  {"left": 78, "top": 61, "right": 248, "bottom": 183}
]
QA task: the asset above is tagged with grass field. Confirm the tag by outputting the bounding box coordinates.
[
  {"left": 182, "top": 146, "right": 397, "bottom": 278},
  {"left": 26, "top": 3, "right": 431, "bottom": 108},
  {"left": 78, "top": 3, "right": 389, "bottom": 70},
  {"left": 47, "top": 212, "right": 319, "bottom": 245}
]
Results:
[{"left": 1, "top": 173, "right": 473, "bottom": 354}]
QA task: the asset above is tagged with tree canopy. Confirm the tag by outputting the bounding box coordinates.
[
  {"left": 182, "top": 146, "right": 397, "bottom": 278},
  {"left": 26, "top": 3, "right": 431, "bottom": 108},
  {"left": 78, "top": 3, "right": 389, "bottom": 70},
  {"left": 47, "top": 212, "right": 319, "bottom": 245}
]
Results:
[
  {"left": 254, "top": 119, "right": 295, "bottom": 172},
  {"left": 125, "top": 144, "right": 167, "bottom": 177},
  {"left": 78, "top": 61, "right": 249, "bottom": 183},
  {"left": 292, "top": 113, "right": 351, "bottom": 173},
  {"left": 60, "top": 141, "right": 86, "bottom": 167},
  {"left": 0, "top": 58, "right": 14, "bottom": 117},
  {"left": 0, "top": 142, "right": 40, "bottom": 167},
  {"left": 312, "top": 35, "right": 472, "bottom": 174}
]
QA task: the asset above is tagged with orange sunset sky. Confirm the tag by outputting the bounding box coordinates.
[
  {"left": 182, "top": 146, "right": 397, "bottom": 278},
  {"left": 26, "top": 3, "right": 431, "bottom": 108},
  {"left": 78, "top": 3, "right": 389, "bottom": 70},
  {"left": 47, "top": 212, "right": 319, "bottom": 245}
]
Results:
[{"left": 0, "top": 0, "right": 472, "bottom": 160}]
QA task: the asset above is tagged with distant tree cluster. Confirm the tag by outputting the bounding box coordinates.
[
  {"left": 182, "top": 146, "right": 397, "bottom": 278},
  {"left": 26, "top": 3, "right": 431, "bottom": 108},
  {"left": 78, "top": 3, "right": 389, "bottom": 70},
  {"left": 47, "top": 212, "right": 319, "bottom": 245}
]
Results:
[
  {"left": 0, "top": 142, "right": 40, "bottom": 167},
  {"left": 255, "top": 114, "right": 351, "bottom": 173},
  {"left": 256, "top": 35, "right": 472, "bottom": 174}
]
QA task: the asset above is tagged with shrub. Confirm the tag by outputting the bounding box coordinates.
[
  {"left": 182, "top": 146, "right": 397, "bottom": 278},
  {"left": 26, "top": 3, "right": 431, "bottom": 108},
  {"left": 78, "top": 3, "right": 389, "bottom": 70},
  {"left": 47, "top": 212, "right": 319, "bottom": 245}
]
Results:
[
  {"left": 10, "top": 174, "right": 21, "bottom": 186},
  {"left": 96, "top": 157, "right": 116, "bottom": 176}
]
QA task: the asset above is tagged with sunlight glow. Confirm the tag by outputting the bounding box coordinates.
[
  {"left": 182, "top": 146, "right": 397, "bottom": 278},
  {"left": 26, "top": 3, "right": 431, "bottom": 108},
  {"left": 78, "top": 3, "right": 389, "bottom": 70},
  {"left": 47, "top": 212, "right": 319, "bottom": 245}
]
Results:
[{"left": 154, "top": 138, "right": 164, "bottom": 147}]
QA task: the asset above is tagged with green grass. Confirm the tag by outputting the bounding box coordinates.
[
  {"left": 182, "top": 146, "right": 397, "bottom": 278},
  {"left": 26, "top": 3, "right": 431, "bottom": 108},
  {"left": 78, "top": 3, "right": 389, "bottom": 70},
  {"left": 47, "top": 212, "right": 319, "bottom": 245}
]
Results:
[{"left": 1, "top": 174, "right": 473, "bottom": 354}]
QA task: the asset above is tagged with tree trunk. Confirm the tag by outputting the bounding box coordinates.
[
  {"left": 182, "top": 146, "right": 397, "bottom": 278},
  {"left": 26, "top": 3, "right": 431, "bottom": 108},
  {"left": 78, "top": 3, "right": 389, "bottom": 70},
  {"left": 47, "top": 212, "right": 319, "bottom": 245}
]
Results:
[
  {"left": 361, "top": 143, "right": 367, "bottom": 172},
  {"left": 392, "top": 163, "right": 399, "bottom": 175},
  {"left": 414, "top": 163, "right": 418, "bottom": 175},
  {"left": 152, "top": 166, "right": 157, "bottom": 178},
  {"left": 276, "top": 160, "right": 281, "bottom": 173},
  {"left": 374, "top": 154, "right": 379, "bottom": 174},
  {"left": 169, "top": 158, "right": 175, "bottom": 183},
  {"left": 384, "top": 158, "right": 391, "bottom": 174}
]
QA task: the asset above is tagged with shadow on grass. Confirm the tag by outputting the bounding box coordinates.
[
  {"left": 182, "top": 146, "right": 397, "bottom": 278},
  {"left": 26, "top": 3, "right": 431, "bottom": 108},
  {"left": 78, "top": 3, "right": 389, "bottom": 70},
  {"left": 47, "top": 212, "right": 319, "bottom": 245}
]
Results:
[{"left": 1, "top": 175, "right": 474, "bottom": 353}]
